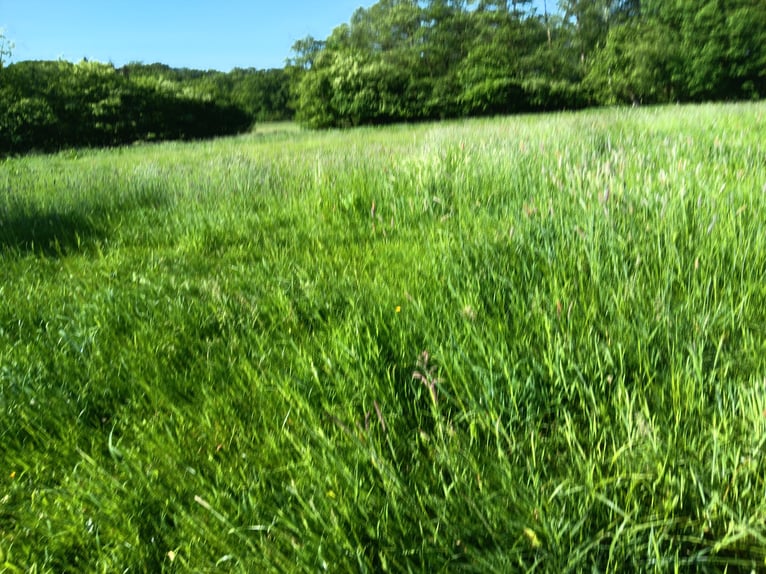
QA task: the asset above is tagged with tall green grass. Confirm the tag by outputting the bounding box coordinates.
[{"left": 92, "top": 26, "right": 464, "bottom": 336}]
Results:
[{"left": 1, "top": 104, "right": 765, "bottom": 572}]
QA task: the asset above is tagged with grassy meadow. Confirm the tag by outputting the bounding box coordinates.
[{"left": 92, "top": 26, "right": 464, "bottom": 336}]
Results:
[{"left": 1, "top": 103, "right": 766, "bottom": 572}]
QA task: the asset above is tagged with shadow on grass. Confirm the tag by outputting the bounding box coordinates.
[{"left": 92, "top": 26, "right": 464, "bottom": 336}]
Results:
[
  {"left": 0, "top": 186, "right": 168, "bottom": 257},
  {"left": 0, "top": 209, "right": 105, "bottom": 257}
]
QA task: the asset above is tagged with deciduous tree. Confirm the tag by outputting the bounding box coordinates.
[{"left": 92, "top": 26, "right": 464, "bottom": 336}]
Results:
[{"left": 0, "top": 31, "right": 13, "bottom": 69}]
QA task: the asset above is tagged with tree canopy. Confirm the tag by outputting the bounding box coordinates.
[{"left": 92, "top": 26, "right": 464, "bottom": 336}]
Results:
[
  {"left": 0, "top": 61, "right": 292, "bottom": 155},
  {"left": 0, "top": 30, "right": 13, "bottom": 69},
  {"left": 289, "top": 0, "right": 766, "bottom": 128},
  {"left": 2, "top": 0, "right": 764, "bottom": 152}
]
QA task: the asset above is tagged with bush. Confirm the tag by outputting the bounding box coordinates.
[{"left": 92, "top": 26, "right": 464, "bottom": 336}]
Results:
[{"left": 0, "top": 61, "right": 252, "bottom": 155}]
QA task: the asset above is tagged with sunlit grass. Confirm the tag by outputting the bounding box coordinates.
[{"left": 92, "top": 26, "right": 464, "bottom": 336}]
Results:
[{"left": 1, "top": 103, "right": 765, "bottom": 572}]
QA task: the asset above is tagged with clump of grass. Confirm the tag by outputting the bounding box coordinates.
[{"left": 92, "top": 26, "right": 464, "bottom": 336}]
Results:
[{"left": 1, "top": 103, "right": 765, "bottom": 572}]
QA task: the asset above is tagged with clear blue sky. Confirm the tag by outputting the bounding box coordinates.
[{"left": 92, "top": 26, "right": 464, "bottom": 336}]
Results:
[{"left": 0, "top": 0, "right": 377, "bottom": 71}]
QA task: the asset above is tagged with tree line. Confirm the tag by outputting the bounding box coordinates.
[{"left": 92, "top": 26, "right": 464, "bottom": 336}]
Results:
[
  {"left": 2, "top": 0, "right": 765, "bottom": 153},
  {"left": 288, "top": 0, "right": 766, "bottom": 128},
  {"left": 0, "top": 57, "right": 291, "bottom": 156}
]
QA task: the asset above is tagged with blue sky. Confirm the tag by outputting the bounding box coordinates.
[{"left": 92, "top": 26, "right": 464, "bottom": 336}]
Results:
[
  {"left": 0, "top": 0, "right": 377, "bottom": 71},
  {"left": 1, "top": 1, "right": 552, "bottom": 72}
]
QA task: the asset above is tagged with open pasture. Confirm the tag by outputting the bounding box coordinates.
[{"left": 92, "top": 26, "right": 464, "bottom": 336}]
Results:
[{"left": 1, "top": 104, "right": 765, "bottom": 572}]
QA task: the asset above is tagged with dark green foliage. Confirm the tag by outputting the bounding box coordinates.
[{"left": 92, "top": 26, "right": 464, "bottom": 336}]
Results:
[
  {"left": 581, "top": 0, "right": 766, "bottom": 104},
  {"left": 121, "top": 63, "right": 293, "bottom": 122},
  {"left": 0, "top": 60, "right": 254, "bottom": 155},
  {"left": 289, "top": 0, "right": 766, "bottom": 128},
  {"left": 585, "top": 20, "right": 683, "bottom": 105},
  {"left": 290, "top": 0, "right": 583, "bottom": 127},
  {"left": 228, "top": 68, "right": 292, "bottom": 122}
]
